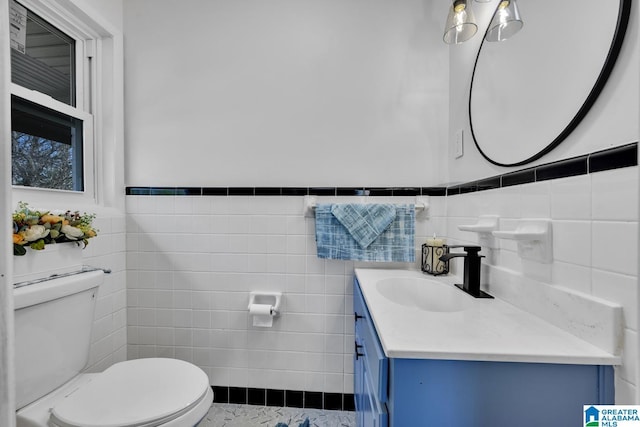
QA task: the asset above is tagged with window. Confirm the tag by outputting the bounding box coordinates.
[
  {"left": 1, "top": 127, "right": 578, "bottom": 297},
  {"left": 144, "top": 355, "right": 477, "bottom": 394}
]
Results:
[
  {"left": 11, "top": 96, "right": 83, "bottom": 191},
  {"left": 9, "top": 0, "right": 93, "bottom": 194}
]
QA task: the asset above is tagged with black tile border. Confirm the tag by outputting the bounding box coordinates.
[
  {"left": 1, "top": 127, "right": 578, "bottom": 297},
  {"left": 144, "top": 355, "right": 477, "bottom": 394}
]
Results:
[
  {"left": 202, "top": 187, "right": 228, "bottom": 196},
  {"left": 228, "top": 187, "right": 254, "bottom": 196},
  {"left": 501, "top": 168, "right": 536, "bottom": 188},
  {"left": 285, "top": 390, "right": 304, "bottom": 408},
  {"left": 211, "top": 386, "right": 355, "bottom": 411},
  {"left": 476, "top": 176, "right": 500, "bottom": 192},
  {"left": 589, "top": 143, "right": 638, "bottom": 173},
  {"left": 126, "top": 142, "right": 638, "bottom": 197},
  {"left": 536, "top": 155, "right": 588, "bottom": 182},
  {"left": 391, "top": 187, "right": 421, "bottom": 196},
  {"left": 304, "top": 391, "right": 323, "bottom": 409},
  {"left": 459, "top": 183, "right": 478, "bottom": 194},
  {"left": 343, "top": 393, "right": 355, "bottom": 412},
  {"left": 281, "top": 187, "right": 308, "bottom": 196},
  {"left": 266, "top": 388, "right": 285, "bottom": 407},
  {"left": 127, "top": 187, "right": 151, "bottom": 195},
  {"left": 126, "top": 185, "right": 447, "bottom": 197},
  {"left": 228, "top": 386, "right": 247, "bottom": 404},
  {"left": 446, "top": 186, "right": 460, "bottom": 196},
  {"left": 366, "top": 188, "right": 393, "bottom": 196},
  {"left": 308, "top": 187, "right": 335, "bottom": 196},
  {"left": 324, "top": 392, "right": 344, "bottom": 411},
  {"left": 254, "top": 187, "right": 282, "bottom": 196},
  {"left": 247, "top": 387, "right": 266, "bottom": 406},
  {"left": 211, "top": 386, "right": 229, "bottom": 404},
  {"left": 336, "top": 187, "right": 367, "bottom": 196},
  {"left": 421, "top": 187, "right": 447, "bottom": 196}
]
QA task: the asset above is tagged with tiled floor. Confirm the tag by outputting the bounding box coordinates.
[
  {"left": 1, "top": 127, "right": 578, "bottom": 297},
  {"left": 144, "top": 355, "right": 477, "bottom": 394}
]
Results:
[{"left": 199, "top": 403, "right": 356, "bottom": 427}]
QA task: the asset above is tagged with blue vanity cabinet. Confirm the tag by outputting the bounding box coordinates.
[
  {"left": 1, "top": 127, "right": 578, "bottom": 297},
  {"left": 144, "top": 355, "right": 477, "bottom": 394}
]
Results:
[
  {"left": 354, "top": 279, "right": 388, "bottom": 427},
  {"left": 353, "top": 278, "right": 614, "bottom": 427}
]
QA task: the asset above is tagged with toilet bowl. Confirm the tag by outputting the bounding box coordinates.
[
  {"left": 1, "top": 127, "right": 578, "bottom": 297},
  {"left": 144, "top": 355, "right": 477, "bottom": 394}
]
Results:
[
  {"left": 17, "top": 358, "right": 213, "bottom": 427},
  {"left": 14, "top": 270, "right": 213, "bottom": 427}
]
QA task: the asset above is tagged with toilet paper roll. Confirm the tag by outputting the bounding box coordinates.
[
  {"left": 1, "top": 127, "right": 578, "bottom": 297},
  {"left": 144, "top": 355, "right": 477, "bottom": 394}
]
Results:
[
  {"left": 249, "top": 304, "right": 273, "bottom": 316},
  {"left": 249, "top": 303, "right": 274, "bottom": 327}
]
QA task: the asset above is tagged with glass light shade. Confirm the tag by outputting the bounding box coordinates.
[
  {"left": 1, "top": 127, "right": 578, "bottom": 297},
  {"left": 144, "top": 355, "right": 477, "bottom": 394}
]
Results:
[
  {"left": 485, "top": 0, "right": 523, "bottom": 42},
  {"left": 443, "top": 0, "right": 478, "bottom": 44}
]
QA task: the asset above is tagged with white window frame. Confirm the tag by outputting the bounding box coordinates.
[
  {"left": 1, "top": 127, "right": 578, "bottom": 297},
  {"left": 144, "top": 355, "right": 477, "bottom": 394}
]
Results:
[
  {"left": 9, "top": 0, "right": 122, "bottom": 210},
  {"left": 11, "top": 83, "right": 95, "bottom": 198}
]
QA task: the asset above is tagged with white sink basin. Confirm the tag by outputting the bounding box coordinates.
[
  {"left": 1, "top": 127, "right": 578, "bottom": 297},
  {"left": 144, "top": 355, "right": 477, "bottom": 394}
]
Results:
[{"left": 375, "top": 277, "right": 471, "bottom": 312}]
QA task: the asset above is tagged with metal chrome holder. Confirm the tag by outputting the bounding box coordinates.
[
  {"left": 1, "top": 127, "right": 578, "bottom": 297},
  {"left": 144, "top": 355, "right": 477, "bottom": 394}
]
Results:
[{"left": 13, "top": 265, "right": 112, "bottom": 289}]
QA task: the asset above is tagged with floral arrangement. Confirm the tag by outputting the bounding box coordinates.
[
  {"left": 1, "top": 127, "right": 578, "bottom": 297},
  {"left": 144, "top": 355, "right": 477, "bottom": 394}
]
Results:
[{"left": 12, "top": 202, "right": 98, "bottom": 256}]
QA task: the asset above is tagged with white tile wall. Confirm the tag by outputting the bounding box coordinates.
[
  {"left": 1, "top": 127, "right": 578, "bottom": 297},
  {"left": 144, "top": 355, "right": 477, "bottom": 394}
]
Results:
[
  {"left": 82, "top": 212, "right": 128, "bottom": 373},
  {"left": 124, "top": 167, "right": 637, "bottom": 402},
  {"left": 550, "top": 174, "right": 592, "bottom": 220},
  {"left": 446, "top": 166, "right": 639, "bottom": 404},
  {"left": 126, "top": 195, "right": 440, "bottom": 394}
]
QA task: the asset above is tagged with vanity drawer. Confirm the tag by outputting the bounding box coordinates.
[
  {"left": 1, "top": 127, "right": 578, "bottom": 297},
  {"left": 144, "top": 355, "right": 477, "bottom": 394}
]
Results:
[
  {"left": 362, "top": 362, "right": 389, "bottom": 427},
  {"left": 354, "top": 279, "right": 389, "bottom": 404}
]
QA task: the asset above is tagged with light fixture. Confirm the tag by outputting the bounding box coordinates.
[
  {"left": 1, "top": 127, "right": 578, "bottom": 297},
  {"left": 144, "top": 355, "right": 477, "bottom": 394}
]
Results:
[
  {"left": 443, "top": 0, "right": 478, "bottom": 45},
  {"left": 485, "top": 0, "right": 524, "bottom": 42}
]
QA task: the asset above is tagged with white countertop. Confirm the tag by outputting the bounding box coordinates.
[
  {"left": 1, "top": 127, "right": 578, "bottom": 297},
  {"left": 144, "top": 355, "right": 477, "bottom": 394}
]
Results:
[{"left": 355, "top": 268, "right": 621, "bottom": 365}]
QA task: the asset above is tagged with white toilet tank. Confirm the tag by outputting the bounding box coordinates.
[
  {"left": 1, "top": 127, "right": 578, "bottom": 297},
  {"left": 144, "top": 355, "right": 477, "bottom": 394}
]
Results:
[{"left": 14, "top": 270, "right": 105, "bottom": 409}]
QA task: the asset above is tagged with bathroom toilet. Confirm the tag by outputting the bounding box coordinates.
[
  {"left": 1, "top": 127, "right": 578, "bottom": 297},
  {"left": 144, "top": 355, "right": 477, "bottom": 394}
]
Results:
[{"left": 14, "top": 270, "right": 213, "bottom": 427}]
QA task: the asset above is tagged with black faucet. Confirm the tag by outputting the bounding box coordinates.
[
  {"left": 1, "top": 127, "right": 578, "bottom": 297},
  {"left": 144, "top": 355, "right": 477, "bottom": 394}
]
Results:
[{"left": 439, "top": 245, "right": 493, "bottom": 299}]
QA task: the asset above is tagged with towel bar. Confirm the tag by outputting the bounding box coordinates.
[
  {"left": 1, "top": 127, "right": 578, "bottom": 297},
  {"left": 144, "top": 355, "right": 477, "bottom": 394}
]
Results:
[{"left": 303, "top": 195, "right": 429, "bottom": 217}]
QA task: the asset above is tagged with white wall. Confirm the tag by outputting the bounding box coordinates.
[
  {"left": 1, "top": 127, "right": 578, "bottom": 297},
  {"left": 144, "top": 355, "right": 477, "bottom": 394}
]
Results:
[
  {"left": 74, "top": 0, "right": 122, "bottom": 30},
  {"left": 123, "top": 0, "right": 449, "bottom": 187},
  {"left": 448, "top": 0, "right": 639, "bottom": 183}
]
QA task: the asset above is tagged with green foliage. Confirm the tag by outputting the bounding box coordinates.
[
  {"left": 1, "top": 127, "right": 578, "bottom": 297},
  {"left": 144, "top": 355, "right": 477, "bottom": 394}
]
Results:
[{"left": 13, "top": 244, "right": 26, "bottom": 256}]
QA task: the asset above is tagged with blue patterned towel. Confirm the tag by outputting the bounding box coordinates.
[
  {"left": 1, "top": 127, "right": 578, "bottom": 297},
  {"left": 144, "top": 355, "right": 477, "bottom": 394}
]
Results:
[
  {"left": 315, "top": 204, "right": 415, "bottom": 262},
  {"left": 331, "top": 203, "right": 396, "bottom": 248}
]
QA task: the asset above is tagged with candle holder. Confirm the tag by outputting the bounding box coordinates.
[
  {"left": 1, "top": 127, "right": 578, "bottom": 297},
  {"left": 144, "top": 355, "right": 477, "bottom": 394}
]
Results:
[{"left": 421, "top": 243, "right": 450, "bottom": 276}]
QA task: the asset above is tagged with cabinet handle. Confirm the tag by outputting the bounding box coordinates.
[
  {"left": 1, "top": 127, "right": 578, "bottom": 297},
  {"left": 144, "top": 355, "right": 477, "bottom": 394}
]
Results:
[
  {"left": 355, "top": 342, "right": 364, "bottom": 359},
  {"left": 355, "top": 312, "right": 364, "bottom": 322}
]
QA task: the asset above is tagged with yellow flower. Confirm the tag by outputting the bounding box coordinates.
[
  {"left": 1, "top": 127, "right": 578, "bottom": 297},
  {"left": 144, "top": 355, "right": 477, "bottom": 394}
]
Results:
[
  {"left": 40, "top": 214, "right": 64, "bottom": 224},
  {"left": 13, "top": 234, "right": 24, "bottom": 244}
]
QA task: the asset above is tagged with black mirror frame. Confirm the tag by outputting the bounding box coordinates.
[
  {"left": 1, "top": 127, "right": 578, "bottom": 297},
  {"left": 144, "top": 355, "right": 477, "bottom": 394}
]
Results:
[{"left": 468, "top": 0, "right": 632, "bottom": 168}]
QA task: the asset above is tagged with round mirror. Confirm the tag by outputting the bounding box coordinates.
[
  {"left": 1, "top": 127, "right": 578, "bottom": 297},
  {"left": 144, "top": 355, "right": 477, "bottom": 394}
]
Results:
[{"left": 469, "top": 0, "right": 631, "bottom": 167}]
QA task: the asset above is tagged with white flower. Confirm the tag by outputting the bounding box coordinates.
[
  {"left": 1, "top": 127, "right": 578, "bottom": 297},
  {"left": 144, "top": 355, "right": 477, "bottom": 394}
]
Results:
[
  {"left": 21, "top": 225, "right": 50, "bottom": 242},
  {"left": 61, "top": 224, "right": 84, "bottom": 240}
]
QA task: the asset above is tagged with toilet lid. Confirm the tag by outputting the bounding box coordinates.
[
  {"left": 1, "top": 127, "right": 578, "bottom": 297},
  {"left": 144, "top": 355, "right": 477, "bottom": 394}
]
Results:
[{"left": 50, "top": 358, "right": 210, "bottom": 427}]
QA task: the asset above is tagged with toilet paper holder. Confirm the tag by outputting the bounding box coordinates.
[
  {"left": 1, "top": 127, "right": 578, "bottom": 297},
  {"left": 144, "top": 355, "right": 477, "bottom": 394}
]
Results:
[{"left": 248, "top": 292, "right": 282, "bottom": 316}]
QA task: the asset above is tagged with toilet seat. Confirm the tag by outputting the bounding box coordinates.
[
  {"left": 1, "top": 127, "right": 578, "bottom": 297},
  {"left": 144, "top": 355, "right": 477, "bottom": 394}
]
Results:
[{"left": 49, "top": 358, "right": 211, "bottom": 427}]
